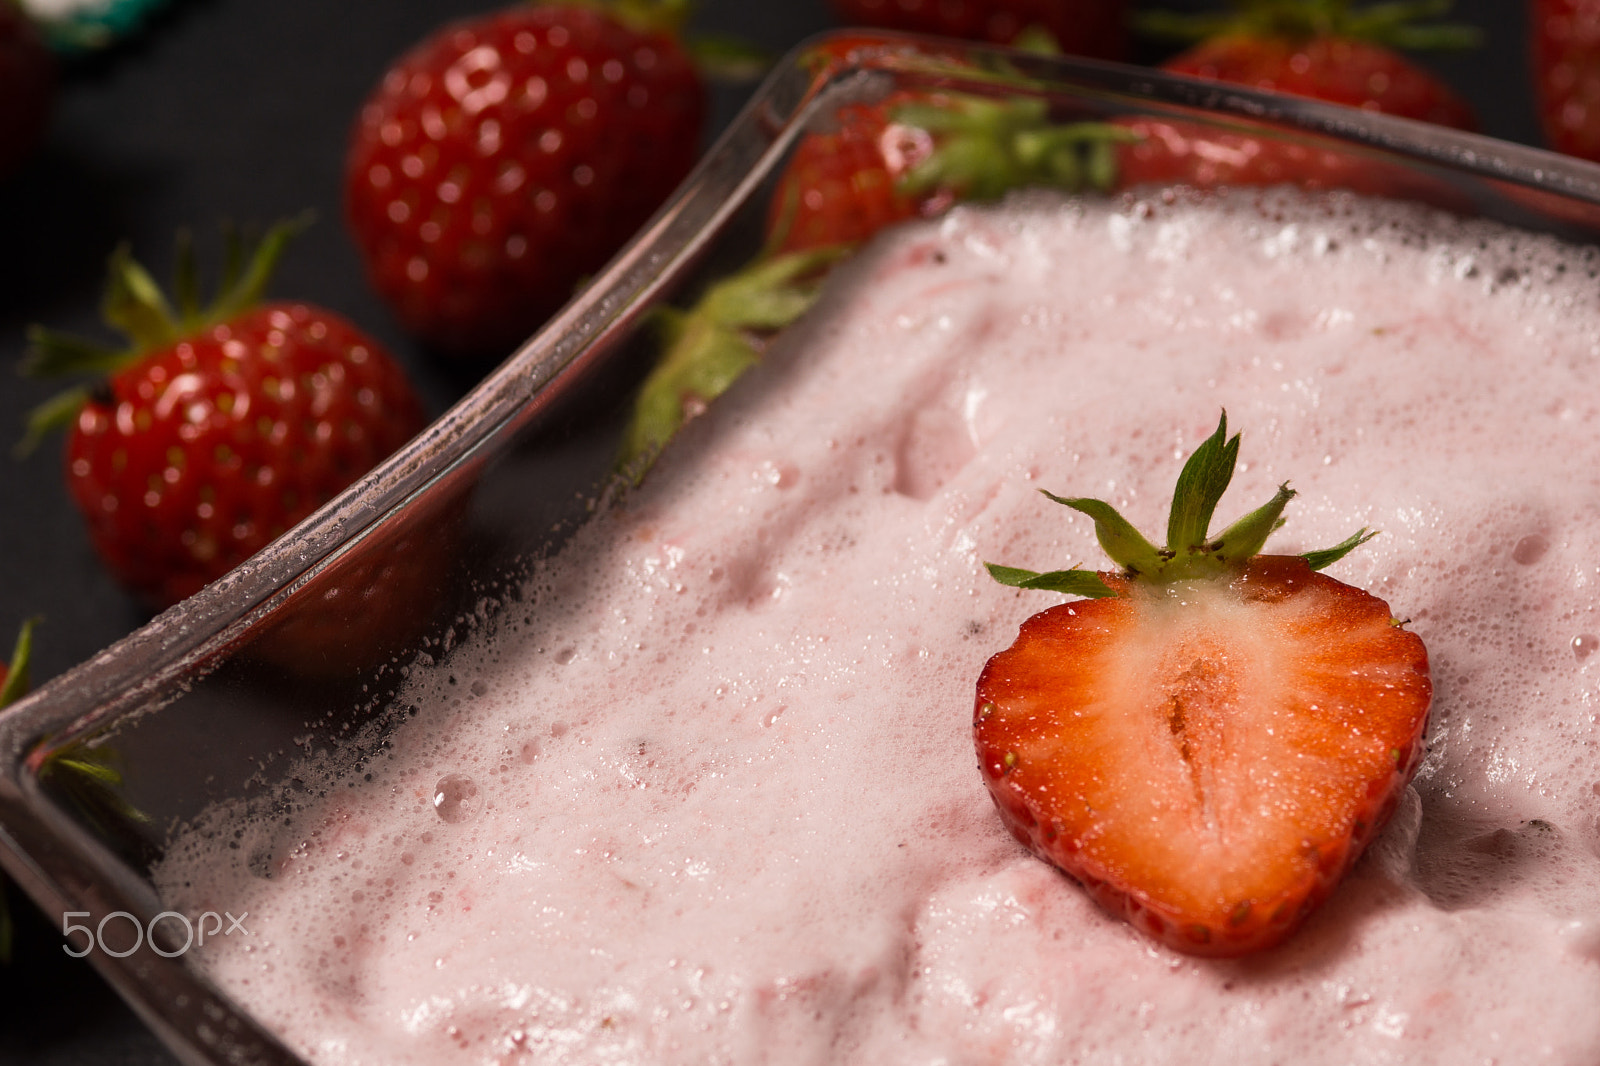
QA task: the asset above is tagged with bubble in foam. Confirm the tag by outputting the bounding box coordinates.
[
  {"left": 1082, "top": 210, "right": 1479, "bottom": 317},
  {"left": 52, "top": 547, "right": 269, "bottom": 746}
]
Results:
[
  {"left": 432, "top": 774, "right": 481, "bottom": 824},
  {"left": 1573, "top": 634, "right": 1597, "bottom": 660},
  {"left": 1512, "top": 533, "right": 1551, "bottom": 565}
]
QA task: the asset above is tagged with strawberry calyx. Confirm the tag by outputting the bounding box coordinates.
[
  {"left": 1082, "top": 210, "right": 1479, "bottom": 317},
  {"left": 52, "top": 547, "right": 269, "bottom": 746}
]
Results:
[
  {"left": 616, "top": 246, "right": 847, "bottom": 482},
  {"left": 0, "top": 615, "right": 36, "bottom": 710},
  {"left": 892, "top": 96, "right": 1138, "bottom": 202},
  {"left": 1135, "top": 0, "right": 1481, "bottom": 51},
  {"left": 17, "top": 218, "right": 306, "bottom": 454},
  {"left": 986, "top": 412, "right": 1375, "bottom": 596}
]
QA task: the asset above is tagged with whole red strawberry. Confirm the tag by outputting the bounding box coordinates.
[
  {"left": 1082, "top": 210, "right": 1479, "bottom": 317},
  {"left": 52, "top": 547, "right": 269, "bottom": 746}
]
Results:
[
  {"left": 1142, "top": 0, "right": 1479, "bottom": 129},
  {"left": 1107, "top": 115, "right": 1469, "bottom": 210},
  {"left": 23, "top": 224, "right": 428, "bottom": 609},
  {"left": 977, "top": 414, "right": 1431, "bottom": 956},
  {"left": 828, "top": 0, "right": 1126, "bottom": 59},
  {"left": 1531, "top": 0, "right": 1600, "bottom": 160},
  {"left": 0, "top": 0, "right": 55, "bottom": 179},
  {"left": 767, "top": 90, "right": 1133, "bottom": 254},
  {"left": 344, "top": 0, "right": 706, "bottom": 358}
]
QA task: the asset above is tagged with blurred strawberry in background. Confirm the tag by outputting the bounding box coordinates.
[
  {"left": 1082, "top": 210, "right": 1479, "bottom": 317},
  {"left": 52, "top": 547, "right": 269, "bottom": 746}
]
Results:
[
  {"left": 343, "top": 0, "right": 707, "bottom": 359},
  {"left": 1532, "top": 0, "right": 1600, "bottom": 160}
]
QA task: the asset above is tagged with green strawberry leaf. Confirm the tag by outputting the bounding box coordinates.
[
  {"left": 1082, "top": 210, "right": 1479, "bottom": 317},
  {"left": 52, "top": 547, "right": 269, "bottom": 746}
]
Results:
[
  {"left": 102, "top": 244, "right": 179, "bottom": 350},
  {"left": 0, "top": 617, "right": 38, "bottom": 710},
  {"left": 1166, "top": 412, "right": 1240, "bottom": 555},
  {"left": 1042, "top": 491, "right": 1167, "bottom": 578},
  {"left": 1302, "top": 526, "right": 1379, "bottom": 570},
  {"left": 617, "top": 247, "right": 846, "bottom": 483},
  {"left": 1210, "top": 483, "right": 1294, "bottom": 568},
  {"left": 985, "top": 563, "right": 1116, "bottom": 598}
]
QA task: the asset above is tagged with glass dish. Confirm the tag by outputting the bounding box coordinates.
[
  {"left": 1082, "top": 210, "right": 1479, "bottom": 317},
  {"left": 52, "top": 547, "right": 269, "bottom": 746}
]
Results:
[{"left": 3, "top": 30, "right": 1600, "bottom": 1066}]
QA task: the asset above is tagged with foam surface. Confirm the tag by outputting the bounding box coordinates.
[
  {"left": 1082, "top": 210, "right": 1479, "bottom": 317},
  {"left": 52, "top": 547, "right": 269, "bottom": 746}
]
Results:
[{"left": 159, "top": 189, "right": 1600, "bottom": 1064}]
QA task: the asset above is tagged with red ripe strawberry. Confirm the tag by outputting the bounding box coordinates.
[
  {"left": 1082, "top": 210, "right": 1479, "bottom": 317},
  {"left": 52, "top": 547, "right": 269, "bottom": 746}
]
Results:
[
  {"left": 344, "top": 0, "right": 706, "bottom": 358},
  {"left": 22, "top": 224, "right": 428, "bottom": 609},
  {"left": 0, "top": 0, "right": 55, "bottom": 179},
  {"left": 767, "top": 90, "right": 1134, "bottom": 255},
  {"left": 827, "top": 0, "right": 1127, "bottom": 59},
  {"left": 766, "top": 94, "right": 933, "bottom": 256},
  {"left": 1107, "top": 115, "right": 1470, "bottom": 211},
  {"left": 1531, "top": 0, "right": 1600, "bottom": 160},
  {"left": 976, "top": 414, "right": 1431, "bottom": 956},
  {"left": 1143, "top": 0, "right": 1479, "bottom": 129}
]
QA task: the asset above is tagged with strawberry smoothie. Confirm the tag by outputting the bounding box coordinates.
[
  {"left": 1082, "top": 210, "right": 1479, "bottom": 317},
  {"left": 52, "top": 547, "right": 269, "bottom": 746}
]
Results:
[{"left": 159, "top": 188, "right": 1600, "bottom": 1064}]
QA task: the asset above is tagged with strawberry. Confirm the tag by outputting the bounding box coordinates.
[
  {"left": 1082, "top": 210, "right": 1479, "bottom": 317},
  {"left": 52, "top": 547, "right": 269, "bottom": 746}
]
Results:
[
  {"left": 767, "top": 90, "right": 1134, "bottom": 255},
  {"left": 976, "top": 414, "right": 1431, "bottom": 956},
  {"left": 1141, "top": 0, "right": 1479, "bottom": 129},
  {"left": 1531, "top": 0, "right": 1600, "bottom": 161},
  {"left": 343, "top": 0, "right": 706, "bottom": 358},
  {"left": 1107, "top": 115, "right": 1470, "bottom": 210},
  {"left": 21, "top": 223, "right": 428, "bottom": 609},
  {"left": 827, "top": 0, "right": 1127, "bottom": 59},
  {"left": 0, "top": 0, "right": 55, "bottom": 179}
]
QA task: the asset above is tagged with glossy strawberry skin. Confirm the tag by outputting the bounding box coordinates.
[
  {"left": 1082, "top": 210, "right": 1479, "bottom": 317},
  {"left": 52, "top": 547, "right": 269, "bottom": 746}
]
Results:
[
  {"left": 65, "top": 303, "right": 427, "bottom": 608},
  {"left": 975, "top": 556, "right": 1431, "bottom": 957},
  {"left": 1164, "top": 34, "right": 1476, "bottom": 129},
  {"left": 1531, "top": 0, "right": 1600, "bottom": 161},
  {"left": 766, "top": 95, "right": 938, "bottom": 256},
  {"left": 1109, "top": 116, "right": 1471, "bottom": 210},
  {"left": 344, "top": 3, "right": 705, "bottom": 357},
  {"left": 0, "top": 0, "right": 55, "bottom": 178},
  {"left": 828, "top": 0, "right": 1127, "bottom": 59}
]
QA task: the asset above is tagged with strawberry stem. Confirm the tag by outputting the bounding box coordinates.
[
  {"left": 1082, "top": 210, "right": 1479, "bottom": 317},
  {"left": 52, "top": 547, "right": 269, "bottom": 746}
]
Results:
[
  {"left": 616, "top": 247, "right": 847, "bottom": 483},
  {"left": 987, "top": 411, "right": 1377, "bottom": 596}
]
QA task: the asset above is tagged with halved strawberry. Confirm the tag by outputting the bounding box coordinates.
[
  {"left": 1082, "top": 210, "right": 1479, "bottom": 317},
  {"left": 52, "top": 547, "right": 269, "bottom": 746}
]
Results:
[{"left": 976, "top": 414, "right": 1431, "bottom": 956}]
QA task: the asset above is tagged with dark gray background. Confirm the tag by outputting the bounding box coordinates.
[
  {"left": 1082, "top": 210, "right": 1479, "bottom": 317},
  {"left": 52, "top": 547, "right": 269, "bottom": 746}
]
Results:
[{"left": 0, "top": 0, "right": 1548, "bottom": 1060}]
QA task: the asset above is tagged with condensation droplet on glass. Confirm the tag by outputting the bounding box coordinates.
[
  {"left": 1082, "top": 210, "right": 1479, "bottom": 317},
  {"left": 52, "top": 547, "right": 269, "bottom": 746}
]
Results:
[
  {"left": 1512, "top": 533, "right": 1550, "bottom": 565},
  {"left": 432, "top": 774, "right": 481, "bottom": 824},
  {"left": 1574, "top": 634, "right": 1598, "bottom": 660}
]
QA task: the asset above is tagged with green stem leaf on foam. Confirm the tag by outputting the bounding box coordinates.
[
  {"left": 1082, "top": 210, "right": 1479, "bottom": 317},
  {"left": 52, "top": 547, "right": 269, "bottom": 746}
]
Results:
[
  {"left": 615, "top": 247, "right": 847, "bottom": 483},
  {"left": 986, "top": 411, "right": 1379, "bottom": 598}
]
